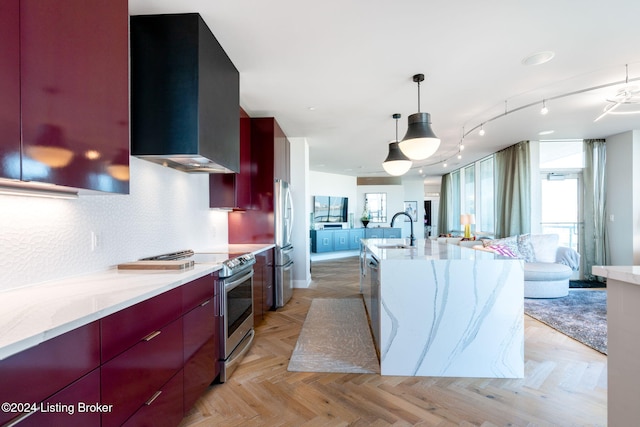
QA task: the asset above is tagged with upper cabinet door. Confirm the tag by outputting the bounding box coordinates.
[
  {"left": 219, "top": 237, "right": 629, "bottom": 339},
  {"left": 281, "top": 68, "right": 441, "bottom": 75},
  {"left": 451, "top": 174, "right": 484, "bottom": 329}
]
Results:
[
  {"left": 0, "top": 0, "right": 20, "bottom": 180},
  {"left": 20, "top": 0, "right": 130, "bottom": 193}
]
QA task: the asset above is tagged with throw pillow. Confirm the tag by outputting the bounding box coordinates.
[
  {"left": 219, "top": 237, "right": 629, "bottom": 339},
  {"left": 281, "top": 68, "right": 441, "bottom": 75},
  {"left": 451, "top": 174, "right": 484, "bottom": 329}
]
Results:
[
  {"left": 517, "top": 234, "right": 536, "bottom": 262},
  {"left": 482, "top": 236, "right": 521, "bottom": 258},
  {"left": 487, "top": 244, "right": 518, "bottom": 258},
  {"left": 530, "top": 234, "right": 560, "bottom": 263}
]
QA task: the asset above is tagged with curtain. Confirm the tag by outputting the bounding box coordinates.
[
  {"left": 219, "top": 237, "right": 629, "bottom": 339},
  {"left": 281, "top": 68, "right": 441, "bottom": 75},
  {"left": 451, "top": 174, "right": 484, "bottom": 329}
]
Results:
[
  {"left": 494, "top": 141, "right": 531, "bottom": 238},
  {"left": 582, "top": 139, "right": 607, "bottom": 281},
  {"left": 437, "top": 173, "right": 451, "bottom": 236}
]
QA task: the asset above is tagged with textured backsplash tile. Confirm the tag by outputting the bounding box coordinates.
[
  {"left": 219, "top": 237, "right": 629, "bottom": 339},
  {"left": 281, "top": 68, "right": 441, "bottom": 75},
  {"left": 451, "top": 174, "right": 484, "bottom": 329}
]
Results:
[{"left": 0, "top": 157, "right": 228, "bottom": 290}]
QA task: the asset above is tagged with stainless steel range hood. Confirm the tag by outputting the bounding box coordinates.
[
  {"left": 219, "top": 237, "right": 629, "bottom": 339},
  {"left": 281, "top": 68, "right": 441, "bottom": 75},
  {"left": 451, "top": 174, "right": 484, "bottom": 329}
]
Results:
[{"left": 130, "top": 13, "right": 240, "bottom": 174}]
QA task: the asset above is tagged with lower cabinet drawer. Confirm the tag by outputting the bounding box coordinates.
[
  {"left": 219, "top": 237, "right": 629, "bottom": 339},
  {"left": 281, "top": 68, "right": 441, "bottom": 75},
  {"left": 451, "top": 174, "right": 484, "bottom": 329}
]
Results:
[
  {"left": 101, "top": 318, "right": 183, "bottom": 427},
  {"left": 0, "top": 321, "right": 100, "bottom": 425},
  {"left": 121, "top": 369, "right": 184, "bottom": 427},
  {"left": 183, "top": 298, "right": 216, "bottom": 362},
  {"left": 12, "top": 368, "right": 101, "bottom": 427},
  {"left": 183, "top": 337, "right": 217, "bottom": 413}
]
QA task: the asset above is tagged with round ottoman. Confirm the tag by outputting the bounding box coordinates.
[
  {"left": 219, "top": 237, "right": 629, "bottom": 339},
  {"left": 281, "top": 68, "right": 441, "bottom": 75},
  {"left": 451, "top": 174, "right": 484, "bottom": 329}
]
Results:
[{"left": 524, "top": 262, "right": 572, "bottom": 298}]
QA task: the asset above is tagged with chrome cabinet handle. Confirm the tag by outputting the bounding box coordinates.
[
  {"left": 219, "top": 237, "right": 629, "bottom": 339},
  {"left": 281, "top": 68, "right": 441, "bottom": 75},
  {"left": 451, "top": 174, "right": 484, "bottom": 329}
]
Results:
[
  {"left": 200, "top": 299, "right": 211, "bottom": 307},
  {"left": 145, "top": 390, "right": 162, "bottom": 405},
  {"left": 142, "top": 330, "right": 161, "bottom": 341}
]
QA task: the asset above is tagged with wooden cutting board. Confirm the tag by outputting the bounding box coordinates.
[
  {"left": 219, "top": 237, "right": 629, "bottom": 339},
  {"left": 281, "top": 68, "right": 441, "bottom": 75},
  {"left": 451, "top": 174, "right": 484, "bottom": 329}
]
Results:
[{"left": 117, "top": 260, "right": 195, "bottom": 270}]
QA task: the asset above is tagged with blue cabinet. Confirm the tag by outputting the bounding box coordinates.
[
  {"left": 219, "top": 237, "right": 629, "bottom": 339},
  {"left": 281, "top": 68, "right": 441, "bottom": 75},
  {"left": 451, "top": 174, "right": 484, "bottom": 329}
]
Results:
[
  {"left": 310, "top": 230, "right": 334, "bottom": 253},
  {"left": 311, "top": 228, "right": 400, "bottom": 253},
  {"left": 333, "top": 230, "right": 350, "bottom": 251},
  {"left": 384, "top": 228, "right": 402, "bottom": 238},
  {"left": 349, "top": 229, "right": 364, "bottom": 250}
]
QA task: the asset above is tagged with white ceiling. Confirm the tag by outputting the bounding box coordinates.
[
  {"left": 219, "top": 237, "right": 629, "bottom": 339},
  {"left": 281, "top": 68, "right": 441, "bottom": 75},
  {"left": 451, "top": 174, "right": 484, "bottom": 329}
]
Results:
[{"left": 129, "top": 0, "right": 640, "bottom": 185}]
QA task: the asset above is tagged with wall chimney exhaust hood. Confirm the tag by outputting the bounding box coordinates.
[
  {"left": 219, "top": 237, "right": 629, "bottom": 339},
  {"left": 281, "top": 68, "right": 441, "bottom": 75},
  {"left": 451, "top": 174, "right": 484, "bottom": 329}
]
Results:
[{"left": 130, "top": 13, "right": 240, "bottom": 173}]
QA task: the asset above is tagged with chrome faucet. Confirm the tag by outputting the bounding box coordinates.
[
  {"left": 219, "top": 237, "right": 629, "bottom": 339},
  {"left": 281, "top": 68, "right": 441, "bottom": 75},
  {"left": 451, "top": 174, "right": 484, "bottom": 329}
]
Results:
[{"left": 390, "top": 212, "right": 416, "bottom": 246}]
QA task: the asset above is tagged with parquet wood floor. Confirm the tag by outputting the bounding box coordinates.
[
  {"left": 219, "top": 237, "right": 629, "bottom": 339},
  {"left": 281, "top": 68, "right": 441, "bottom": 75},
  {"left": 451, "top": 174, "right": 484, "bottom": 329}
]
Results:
[{"left": 180, "top": 256, "right": 606, "bottom": 426}]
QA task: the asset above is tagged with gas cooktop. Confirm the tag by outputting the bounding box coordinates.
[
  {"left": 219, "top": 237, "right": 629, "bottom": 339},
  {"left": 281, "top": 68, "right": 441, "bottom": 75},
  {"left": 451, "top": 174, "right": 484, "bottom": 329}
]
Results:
[{"left": 141, "top": 249, "right": 255, "bottom": 277}]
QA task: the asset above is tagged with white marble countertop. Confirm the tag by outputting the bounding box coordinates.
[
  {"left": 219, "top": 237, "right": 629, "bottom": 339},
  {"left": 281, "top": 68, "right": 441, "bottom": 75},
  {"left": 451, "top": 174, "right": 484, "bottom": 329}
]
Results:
[
  {"left": 592, "top": 265, "right": 640, "bottom": 285},
  {"left": 0, "top": 243, "right": 274, "bottom": 361},
  {"left": 364, "top": 238, "right": 498, "bottom": 262}
]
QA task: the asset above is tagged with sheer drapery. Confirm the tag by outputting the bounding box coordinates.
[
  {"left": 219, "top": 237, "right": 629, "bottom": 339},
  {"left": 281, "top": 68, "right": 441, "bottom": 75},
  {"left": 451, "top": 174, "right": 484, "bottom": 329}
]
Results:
[
  {"left": 582, "top": 139, "right": 607, "bottom": 281},
  {"left": 494, "top": 141, "right": 531, "bottom": 238},
  {"left": 437, "top": 173, "right": 451, "bottom": 236}
]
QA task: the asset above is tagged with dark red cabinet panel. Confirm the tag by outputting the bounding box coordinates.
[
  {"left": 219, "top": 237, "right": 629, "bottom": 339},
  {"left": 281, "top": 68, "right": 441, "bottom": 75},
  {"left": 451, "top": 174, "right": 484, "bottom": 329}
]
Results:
[
  {"left": 101, "top": 318, "right": 183, "bottom": 427},
  {"left": 253, "top": 248, "right": 274, "bottom": 325},
  {"left": 182, "top": 274, "right": 214, "bottom": 315},
  {"left": 101, "top": 287, "right": 182, "bottom": 363},
  {"left": 183, "top": 298, "right": 216, "bottom": 362},
  {"left": 122, "top": 369, "right": 184, "bottom": 427},
  {"left": 210, "top": 108, "right": 252, "bottom": 209},
  {"left": 183, "top": 337, "right": 218, "bottom": 413},
  {"left": 0, "top": 321, "right": 100, "bottom": 425},
  {"left": 228, "top": 117, "right": 290, "bottom": 244},
  {"left": 19, "top": 0, "right": 129, "bottom": 193},
  {"left": 0, "top": 0, "right": 20, "bottom": 180},
  {"left": 17, "top": 368, "right": 101, "bottom": 427}
]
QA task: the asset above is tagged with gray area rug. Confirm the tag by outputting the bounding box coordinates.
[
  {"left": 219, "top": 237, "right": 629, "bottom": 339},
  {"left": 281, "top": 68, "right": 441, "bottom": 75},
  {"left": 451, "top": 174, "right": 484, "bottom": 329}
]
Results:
[
  {"left": 288, "top": 298, "right": 379, "bottom": 374},
  {"left": 524, "top": 290, "right": 607, "bottom": 354}
]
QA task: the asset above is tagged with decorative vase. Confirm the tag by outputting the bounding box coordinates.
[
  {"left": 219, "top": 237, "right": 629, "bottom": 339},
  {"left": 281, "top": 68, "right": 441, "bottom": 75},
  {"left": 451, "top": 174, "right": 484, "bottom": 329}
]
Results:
[{"left": 361, "top": 219, "right": 369, "bottom": 228}]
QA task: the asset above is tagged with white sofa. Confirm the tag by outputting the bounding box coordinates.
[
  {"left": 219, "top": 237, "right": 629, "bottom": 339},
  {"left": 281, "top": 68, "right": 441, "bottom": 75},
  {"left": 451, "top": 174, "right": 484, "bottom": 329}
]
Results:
[{"left": 462, "top": 234, "right": 579, "bottom": 298}]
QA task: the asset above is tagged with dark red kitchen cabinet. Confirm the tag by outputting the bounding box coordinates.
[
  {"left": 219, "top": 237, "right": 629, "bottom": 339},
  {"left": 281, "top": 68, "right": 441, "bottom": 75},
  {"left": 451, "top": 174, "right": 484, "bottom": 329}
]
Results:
[
  {"left": 122, "top": 369, "right": 184, "bottom": 427},
  {"left": 19, "top": 0, "right": 129, "bottom": 193},
  {"left": 183, "top": 337, "right": 217, "bottom": 413},
  {"left": 228, "top": 117, "right": 290, "bottom": 243},
  {"left": 210, "top": 108, "right": 252, "bottom": 209},
  {"left": 101, "top": 287, "right": 182, "bottom": 362},
  {"left": 253, "top": 248, "right": 274, "bottom": 324},
  {"left": 182, "top": 273, "right": 214, "bottom": 315},
  {"left": 0, "top": 0, "right": 20, "bottom": 180},
  {"left": 183, "top": 297, "right": 216, "bottom": 362},
  {"left": 101, "top": 318, "right": 183, "bottom": 427},
  {"left": 0, "top": 321, "right": 100, "bottom": 425},
  {"left": 18, "top": 368, "right": 101, "bottom": 427}
]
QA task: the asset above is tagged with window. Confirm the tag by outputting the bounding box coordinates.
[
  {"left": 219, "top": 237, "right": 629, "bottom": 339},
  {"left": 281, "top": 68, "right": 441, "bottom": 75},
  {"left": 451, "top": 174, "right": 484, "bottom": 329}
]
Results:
[
  {"left": 540, "top": 140, "right": 584, "bottom": 169},
  {"left": 364, "top": 193, "right": 387, "bottom": 223}
]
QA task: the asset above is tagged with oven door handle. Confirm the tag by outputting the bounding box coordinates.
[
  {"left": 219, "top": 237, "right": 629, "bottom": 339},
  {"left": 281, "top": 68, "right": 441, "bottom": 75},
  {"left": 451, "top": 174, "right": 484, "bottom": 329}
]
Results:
[{"left": 224, "top": 269, "right": 254, "bottom": 291}]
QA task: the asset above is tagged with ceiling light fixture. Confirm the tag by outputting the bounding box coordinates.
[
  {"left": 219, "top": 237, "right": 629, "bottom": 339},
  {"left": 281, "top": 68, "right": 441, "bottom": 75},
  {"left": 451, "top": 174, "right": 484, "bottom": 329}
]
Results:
[
  {"left": 540, "top": 99, "right": 549, "bottom": 115},
  {"left": 382, "top": 113, "right": 412, "bottom": 176},
  {"left": 478, "top": 124, "right": 485, "bottom": 136},
  {"left": 399, "top": 74, "right": 440, "bottom": 160},
  {"left": 521, "top": 51, "right": 555, "bottom": 66}
]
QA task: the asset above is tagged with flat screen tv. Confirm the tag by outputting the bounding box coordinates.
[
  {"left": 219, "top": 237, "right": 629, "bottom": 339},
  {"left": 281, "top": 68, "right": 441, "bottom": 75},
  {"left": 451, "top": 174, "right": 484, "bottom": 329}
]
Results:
[{"left": 313, "top": 196, "right": 348, "bottom": 223}]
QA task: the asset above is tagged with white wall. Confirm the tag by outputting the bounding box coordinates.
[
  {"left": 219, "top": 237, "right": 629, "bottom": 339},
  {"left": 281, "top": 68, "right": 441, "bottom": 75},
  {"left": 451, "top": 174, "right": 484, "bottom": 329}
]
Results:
[
  {"left": 0, "top": 157, "right": 229, "bottom": 290},
  {"left": 605, "top": 130, "right": 640, "bottom": 265},
  {"left": 289, "top": 137, "right": 311, "bottom": 288}
]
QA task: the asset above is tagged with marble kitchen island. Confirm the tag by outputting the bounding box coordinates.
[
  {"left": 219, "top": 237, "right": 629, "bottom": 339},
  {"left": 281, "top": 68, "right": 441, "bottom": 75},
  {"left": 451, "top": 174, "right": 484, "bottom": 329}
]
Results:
[{"left": 360, "top": 238, "right": 524, "bottom": 378}]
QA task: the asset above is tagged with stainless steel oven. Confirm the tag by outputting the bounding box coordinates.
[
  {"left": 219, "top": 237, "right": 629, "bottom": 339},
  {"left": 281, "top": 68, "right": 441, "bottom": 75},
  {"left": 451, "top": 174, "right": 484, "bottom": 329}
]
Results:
[{"left": 217, "top": 253, "right": 256, "bottom": 382}]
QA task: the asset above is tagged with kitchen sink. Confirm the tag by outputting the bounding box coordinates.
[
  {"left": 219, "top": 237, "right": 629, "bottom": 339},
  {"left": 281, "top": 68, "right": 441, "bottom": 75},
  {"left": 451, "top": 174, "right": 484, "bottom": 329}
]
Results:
[{"left": 376, "top": 244, "right": 412, "bottom": 249}]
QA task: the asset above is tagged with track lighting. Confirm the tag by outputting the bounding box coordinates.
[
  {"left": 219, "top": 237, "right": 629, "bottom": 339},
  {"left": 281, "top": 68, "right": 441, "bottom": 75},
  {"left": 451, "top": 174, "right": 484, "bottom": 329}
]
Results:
[
  {"left": 478, "top": 124, "right": 485, "bottom": 136},
  {"left": 541, "top": 99, "right": 549, "bottom": 115},
  {"left": 399, "top": 74, "right": 440, "bottom": 160},
  {"left": 382, "top": 114, "right": 412, "bottom": 176}
]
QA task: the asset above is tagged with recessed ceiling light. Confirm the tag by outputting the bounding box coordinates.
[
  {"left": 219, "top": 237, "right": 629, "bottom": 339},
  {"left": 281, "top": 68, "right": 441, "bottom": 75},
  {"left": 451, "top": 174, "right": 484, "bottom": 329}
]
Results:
[
  {"left": 307, "top": 107, "right": 316, "bottom": 111},
  {"left": 522, "top": 51, "right": 555, "bottom": 66},
  {"left": 538, "top": 130, "right": 555, "bottom": 135}
]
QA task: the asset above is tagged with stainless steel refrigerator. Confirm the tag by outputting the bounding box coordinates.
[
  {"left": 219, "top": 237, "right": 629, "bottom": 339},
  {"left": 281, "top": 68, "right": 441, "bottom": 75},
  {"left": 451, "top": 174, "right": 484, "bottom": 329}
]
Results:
[{"left": 274, "top": 179, "right": 294, "bottom": 307}]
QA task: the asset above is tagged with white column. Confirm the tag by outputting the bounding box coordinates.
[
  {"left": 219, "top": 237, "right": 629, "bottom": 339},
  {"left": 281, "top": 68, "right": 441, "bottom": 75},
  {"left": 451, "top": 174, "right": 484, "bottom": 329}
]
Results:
[{"left": 289, "top": 137, "right": 311, "bottom": 288}]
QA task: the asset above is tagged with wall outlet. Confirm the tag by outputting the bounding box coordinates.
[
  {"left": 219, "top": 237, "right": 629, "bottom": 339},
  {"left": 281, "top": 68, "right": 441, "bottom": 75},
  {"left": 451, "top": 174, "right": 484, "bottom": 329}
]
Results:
[{"left": 91, "top": 231, "right": 100, "bottom": 252}]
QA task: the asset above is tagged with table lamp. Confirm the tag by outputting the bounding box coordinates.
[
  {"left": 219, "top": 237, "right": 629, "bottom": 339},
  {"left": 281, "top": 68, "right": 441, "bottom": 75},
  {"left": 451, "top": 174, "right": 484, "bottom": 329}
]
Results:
[{"left": 460, "top": 214, "right": 475, "bottom": 238}]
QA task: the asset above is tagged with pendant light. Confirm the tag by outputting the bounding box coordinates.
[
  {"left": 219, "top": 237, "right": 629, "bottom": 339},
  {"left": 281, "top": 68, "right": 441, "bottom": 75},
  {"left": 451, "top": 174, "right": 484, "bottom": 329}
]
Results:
[
  {"left": 382, "top": 114, "right": 412, "bottom": 176},
  {"left": 399, "top": 74, "right": 440, "bottom": 160}
]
